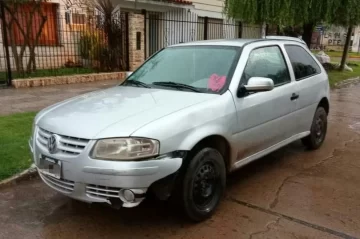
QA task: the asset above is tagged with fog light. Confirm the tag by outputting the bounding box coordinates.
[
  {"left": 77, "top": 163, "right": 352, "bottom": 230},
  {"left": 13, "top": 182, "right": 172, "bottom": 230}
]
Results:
[{"left": 119, "top": 189, "right": 135, "bottom": 202}]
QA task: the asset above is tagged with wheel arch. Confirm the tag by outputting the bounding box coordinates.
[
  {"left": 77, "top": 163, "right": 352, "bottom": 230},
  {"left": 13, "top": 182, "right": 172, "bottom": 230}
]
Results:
[
  {"left": 318, "top": 97, "right": 330, "bottom": 114},
  {"left": 187, "top": 134, "right": 232, "bottom": 172}
]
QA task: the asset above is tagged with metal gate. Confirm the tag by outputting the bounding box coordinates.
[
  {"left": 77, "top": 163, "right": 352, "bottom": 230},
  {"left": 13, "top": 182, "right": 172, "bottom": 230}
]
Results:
[{"left": 144, "top": 10, "right": 262, "bottom": 59}]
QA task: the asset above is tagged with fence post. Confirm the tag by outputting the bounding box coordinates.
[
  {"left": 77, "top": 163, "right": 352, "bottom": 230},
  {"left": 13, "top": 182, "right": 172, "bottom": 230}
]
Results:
[
  {"left": 142, "top": 9, "right": 147, "bottom": 59},
  {"left": 125, "top": 12, "right": 130, "bottom": 71},
  {"left": 265, "top": 23, "right": 269, "bottom": 36},
  {"left": 238, "top": 21, "right": 242, "bottom": 38},
  {"left": 0, "top": 0, "right": 12, "bottom": 86},
  {"left": 203, "top": 17, "right": 208, "bottom": 40}
]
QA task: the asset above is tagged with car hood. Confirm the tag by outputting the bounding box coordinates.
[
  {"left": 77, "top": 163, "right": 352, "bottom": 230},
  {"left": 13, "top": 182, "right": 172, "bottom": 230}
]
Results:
[{"left": 37, "top": 86, "right": 218, "bottom": 139}]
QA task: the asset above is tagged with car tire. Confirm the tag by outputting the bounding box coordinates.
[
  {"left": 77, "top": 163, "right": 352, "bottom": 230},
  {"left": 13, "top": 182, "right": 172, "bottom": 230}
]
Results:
[
  {"left": 180, "top": 147, "right": 226, "bottom": 222},
  {"left": 302, "top": 107, "right": 328, "bottom": 150}
]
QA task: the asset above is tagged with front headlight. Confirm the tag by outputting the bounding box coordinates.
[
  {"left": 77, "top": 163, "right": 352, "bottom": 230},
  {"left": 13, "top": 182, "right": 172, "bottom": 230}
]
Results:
[{"left": 91, "top": 138, "right": 160, "bottom": 161}]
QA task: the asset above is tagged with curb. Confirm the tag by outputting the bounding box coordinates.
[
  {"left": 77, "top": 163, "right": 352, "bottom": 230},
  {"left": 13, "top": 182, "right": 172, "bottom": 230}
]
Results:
[
  {"left": 0, "top": 164, "right": 38, "bottom": 190},
  {"left": 335, "top": 76, "right": 360, "bottom": 89},
  {"left": 12, "top": 72, "right": 126, "bottom": 88}
]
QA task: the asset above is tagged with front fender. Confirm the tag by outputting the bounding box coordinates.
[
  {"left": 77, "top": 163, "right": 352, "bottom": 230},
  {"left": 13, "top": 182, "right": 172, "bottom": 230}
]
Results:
[{"left": 177, "top": 123, "right": 233, "bottom": 150}]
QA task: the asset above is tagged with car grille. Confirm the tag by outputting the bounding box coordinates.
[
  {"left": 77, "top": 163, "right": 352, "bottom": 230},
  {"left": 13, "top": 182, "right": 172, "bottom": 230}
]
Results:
[
  {"left": 37, "top": 127, "right": 89, "bottom": 156},
  {"left": 40, "top": 173, "right": 75, "bottom": 193},
  {"left": 86, "top": 184, "right": 120, "bottom": 199}
]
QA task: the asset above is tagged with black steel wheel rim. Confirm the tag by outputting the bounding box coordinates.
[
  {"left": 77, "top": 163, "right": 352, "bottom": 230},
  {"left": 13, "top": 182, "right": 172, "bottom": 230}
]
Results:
[
  {"left": 314, "top": 116, "right": 325, "bottom": 144},
  {"left": 192, "top": 162, "right": 219, "bottom": 210}
]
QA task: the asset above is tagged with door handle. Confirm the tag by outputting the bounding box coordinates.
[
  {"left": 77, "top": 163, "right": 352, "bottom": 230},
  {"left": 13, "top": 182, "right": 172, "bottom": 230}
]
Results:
[{"left": 291, "top": 93, "right": 299, "bottom": 101}]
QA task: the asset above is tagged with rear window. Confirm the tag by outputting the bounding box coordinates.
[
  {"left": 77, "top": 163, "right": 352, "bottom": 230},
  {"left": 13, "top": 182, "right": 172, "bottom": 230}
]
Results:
[{"left": 285, "top": 45, "right": 321, "bottom": 80}]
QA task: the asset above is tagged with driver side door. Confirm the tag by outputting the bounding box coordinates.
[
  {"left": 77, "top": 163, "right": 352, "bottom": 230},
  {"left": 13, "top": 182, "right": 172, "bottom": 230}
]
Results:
[{"left": 232, "top": 45, "right": 298, "bottom": 165}]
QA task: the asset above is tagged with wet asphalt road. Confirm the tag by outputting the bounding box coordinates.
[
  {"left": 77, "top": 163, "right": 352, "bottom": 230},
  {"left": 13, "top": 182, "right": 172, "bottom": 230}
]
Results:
[{"left": 1, "top": 82, "right": 360, "bottom": 239}]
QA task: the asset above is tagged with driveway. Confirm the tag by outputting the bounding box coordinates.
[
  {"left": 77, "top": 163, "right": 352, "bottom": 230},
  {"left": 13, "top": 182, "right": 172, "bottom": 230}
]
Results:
[{"left": 1, "top": 82, "right": 360, "bottom": 239}]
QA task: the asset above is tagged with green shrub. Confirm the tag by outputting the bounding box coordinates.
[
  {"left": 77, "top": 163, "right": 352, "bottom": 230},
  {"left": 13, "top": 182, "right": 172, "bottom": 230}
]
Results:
[{"left": 78, "top": 30, "right": 104, "bottom": 60}]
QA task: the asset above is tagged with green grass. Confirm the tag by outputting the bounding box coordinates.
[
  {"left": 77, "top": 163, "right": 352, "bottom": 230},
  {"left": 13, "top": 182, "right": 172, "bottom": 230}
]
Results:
[
  {"left": 0, "top": 67, "right": 96, "bottom": 80},
  {"left": 311, "top": 50, "right": 360, "bottom": 58},
  {"left": 0, "top": 112, "right": 36, "bottom": 181},
  {"left": 328, "top": 63, "right": 360, "bottom": 87}
]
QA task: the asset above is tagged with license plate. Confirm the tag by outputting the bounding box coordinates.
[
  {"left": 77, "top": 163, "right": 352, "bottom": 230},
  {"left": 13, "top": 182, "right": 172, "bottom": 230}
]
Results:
[{"left": 38, "top": 155, "right": 62, "bottom": 179}]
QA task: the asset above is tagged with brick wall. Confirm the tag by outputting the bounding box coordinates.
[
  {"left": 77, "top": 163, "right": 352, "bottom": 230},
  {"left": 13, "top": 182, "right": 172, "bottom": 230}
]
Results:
[{"left": 128, "top": 13, "right": 145, "bottom": 71}]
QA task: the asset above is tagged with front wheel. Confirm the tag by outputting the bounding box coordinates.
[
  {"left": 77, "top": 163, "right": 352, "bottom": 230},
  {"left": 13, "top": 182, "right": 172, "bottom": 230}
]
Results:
[
  {"left": 180, "top": 147, "right": 226, "bottom": 222},
  {"left": 302, "top": 106, "right": 328, "bottom": 150}
]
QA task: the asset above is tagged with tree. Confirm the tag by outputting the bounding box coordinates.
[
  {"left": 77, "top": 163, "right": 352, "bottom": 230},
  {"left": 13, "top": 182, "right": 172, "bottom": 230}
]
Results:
[
  {"left": 3, "top": 0, "right": 48, "bottom": 74},
  {"left": 93, "top": 0, "right": 126, "bottom": 71},
  {"left": 332, "top": 0, "right": 360, "bottom": 70},
  {"left": 62, "top": 0, "right": 126, "bottom": 70},
  {"left": 223, "top": 0, "right": 351, "bottom": 47}
]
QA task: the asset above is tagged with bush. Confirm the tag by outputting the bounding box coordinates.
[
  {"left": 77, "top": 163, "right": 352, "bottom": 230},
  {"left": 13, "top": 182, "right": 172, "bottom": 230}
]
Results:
[
  {"left": 322, "top": 62, "right": 337, "bottom": 71},
  {"left": 78, "top": 30, "right": 105, "bottom": 61}
]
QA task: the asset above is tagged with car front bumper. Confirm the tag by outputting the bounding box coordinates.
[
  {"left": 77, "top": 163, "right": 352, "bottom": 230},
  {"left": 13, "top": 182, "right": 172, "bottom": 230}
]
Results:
[{"left": 29, "top": 136, "right": 183, "bottom": 208}]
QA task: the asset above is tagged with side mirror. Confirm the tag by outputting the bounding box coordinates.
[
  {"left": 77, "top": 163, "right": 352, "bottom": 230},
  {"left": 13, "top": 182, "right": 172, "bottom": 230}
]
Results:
[
  {"left": 126, "top": 72, "right": 133, "bottom": 78},
  {"left": 237, "top": 77, "right": 274, "bottom": 97}
]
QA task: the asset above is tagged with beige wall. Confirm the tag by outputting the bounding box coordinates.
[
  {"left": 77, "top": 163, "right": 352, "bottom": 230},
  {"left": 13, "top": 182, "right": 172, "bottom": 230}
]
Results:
[
  {"left": 317, "top": 25, "right": 360, "bottom": 52},
  {"left": 192, "top": 0, "right": 224, "bottom": 13},
  {"left": 191, "top": 0, "right": 224, "bottom": 18}
]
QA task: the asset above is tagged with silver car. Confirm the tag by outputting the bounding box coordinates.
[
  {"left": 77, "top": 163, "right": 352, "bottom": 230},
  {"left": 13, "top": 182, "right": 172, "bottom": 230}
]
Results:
[{"left": 29, "top": 39, "right": 330, "bottom": 222}]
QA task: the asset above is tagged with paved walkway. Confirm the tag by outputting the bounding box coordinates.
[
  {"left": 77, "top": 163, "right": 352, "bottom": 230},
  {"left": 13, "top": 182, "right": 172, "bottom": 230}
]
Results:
[{"left": 0, "top": 80, "right": 120, "bottom": 116}]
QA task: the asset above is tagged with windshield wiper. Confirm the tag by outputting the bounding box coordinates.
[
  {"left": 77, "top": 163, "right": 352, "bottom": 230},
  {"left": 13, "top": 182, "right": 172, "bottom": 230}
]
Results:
[
  {"left": 152, "top": 81, "right": 201, "bottom": 92},
  {"left": 123, "top": 80, "right": 151, "bottom": 88}
]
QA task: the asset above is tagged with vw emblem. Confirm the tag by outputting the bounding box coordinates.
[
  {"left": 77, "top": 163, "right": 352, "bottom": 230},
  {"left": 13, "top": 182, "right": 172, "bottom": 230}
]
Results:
[{"left": 47, "top": 134, "right": 58, "bottom": 154}]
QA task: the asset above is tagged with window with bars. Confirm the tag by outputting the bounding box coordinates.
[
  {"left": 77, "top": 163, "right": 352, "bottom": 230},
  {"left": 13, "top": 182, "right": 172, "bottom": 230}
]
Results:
[{"left": 72, "top": 13, "right": 86, "bottom": 25}]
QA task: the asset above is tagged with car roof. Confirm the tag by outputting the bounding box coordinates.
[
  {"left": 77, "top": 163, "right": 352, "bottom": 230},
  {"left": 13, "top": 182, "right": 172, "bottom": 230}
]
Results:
[
  {"left": 264, "top": 36, "right": 307, "bottom": 45},
  {"left": 169, "top": 38, "right": 306, "bottom": 48}
]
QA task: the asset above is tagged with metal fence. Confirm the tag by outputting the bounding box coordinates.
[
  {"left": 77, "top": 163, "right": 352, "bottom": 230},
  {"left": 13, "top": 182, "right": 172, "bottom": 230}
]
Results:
[
  {"left": 0, "top": 1, "right": 129, "bottom": 86},
  {"left": 145, "top": 10, "right": 262, "bottom": 58},
  {"left": 0, "top": 2, "right": 264, "bottom": 87}
]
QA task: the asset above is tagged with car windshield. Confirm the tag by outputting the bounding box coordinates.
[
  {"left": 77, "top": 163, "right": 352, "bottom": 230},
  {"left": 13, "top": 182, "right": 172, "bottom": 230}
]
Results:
[{"left": 124, "top": 46, "right": 241, "bottom": 94}]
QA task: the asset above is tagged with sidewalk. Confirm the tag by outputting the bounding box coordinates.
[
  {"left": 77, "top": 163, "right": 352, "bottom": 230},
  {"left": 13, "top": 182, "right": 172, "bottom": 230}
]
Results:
[{"left": 0, "top": 80, "right": 120, "bottom": 116}]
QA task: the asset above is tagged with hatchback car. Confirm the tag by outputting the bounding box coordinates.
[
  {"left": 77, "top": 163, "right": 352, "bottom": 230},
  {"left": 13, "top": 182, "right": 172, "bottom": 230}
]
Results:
[{"left": 30, "top": 38, "right": 330, "bottom": 222}]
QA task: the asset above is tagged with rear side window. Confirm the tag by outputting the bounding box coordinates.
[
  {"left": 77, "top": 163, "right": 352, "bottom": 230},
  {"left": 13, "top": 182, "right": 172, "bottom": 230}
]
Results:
[{"left": 285, "top": 45, "right": 321, "bottom": 80}]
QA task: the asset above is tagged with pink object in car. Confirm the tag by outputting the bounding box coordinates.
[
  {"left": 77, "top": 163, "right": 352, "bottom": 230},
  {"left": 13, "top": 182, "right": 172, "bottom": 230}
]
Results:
[{"left": 208, "top": 74, "right": 226, "bottom": 92}]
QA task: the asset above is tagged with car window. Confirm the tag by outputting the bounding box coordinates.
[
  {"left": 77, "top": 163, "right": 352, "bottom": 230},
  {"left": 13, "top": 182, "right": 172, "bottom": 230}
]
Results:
[
  {"left": 285, "top": 45, "right": 321, "bottom": 80},
  {"left": 126, "top": 46, "right": 241, "bottom": 94},
  {"left": 241, "top": 46, "right": 290, "bottom": 86}
]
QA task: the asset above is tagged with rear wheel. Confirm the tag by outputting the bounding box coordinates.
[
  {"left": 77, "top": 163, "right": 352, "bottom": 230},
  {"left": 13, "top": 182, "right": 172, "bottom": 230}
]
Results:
[
  {"left": 302, "top": 107, "right": 327, "bottom": 150},
  {"left": 180, "top": 147, "right": 226, "bottom": 222}
]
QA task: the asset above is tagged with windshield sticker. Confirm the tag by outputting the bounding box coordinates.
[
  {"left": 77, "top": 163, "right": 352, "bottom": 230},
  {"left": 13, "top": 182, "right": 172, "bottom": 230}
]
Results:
[{"left": 208, "top": 74, "right": 226, "bottom": 92}]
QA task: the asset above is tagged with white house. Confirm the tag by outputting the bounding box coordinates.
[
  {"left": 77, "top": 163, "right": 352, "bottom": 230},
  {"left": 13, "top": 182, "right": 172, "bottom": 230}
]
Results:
[{"left": 111, "top": 0, "right": 264, "bottom": 58}]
